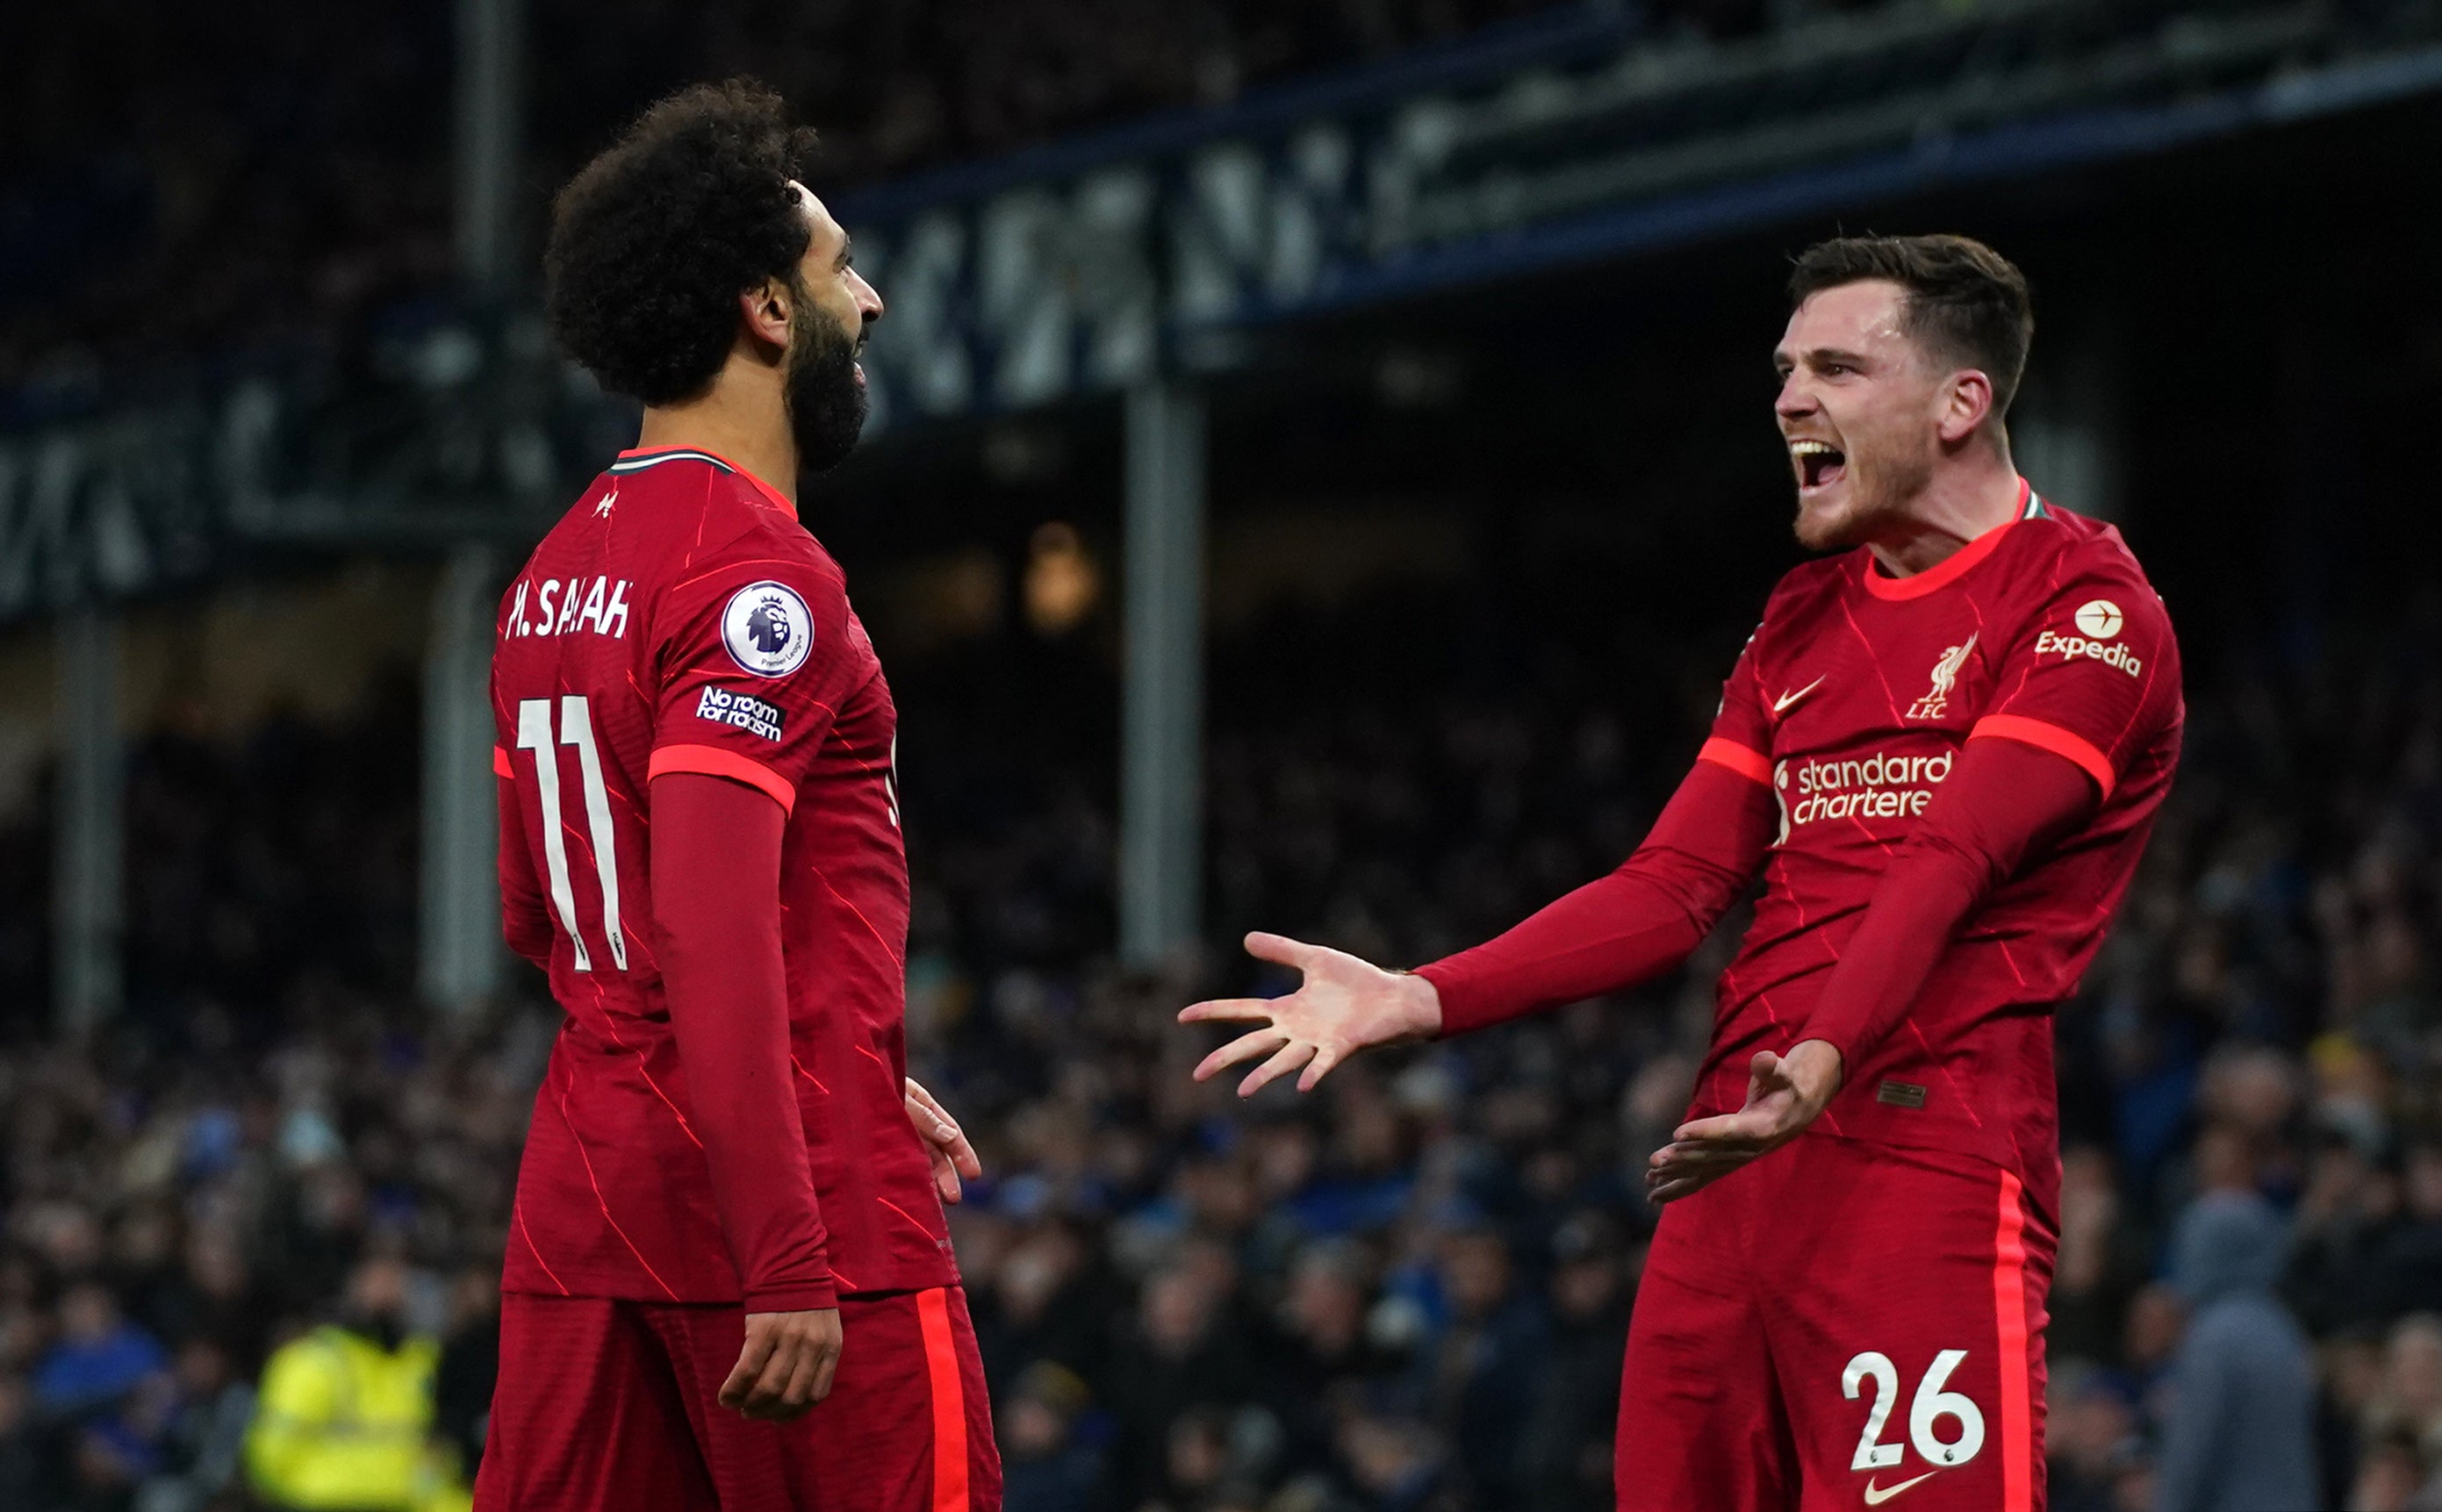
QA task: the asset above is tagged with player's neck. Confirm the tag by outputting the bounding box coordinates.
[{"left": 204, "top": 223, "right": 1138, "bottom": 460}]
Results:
[
  {"left": 635, "top": 358, "right": 800, "bottom": 507},
  {"left": 1864, "top": 449, "right": 2022, "bottom": 579}
]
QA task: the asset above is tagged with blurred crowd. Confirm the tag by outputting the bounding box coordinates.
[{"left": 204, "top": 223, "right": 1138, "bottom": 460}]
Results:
[
  {"left": 4, "top": 581, "right": 2442, "bottom": 1510},
  {"left": 0, "top": 0, "right": 1861, "bottom": 408}
]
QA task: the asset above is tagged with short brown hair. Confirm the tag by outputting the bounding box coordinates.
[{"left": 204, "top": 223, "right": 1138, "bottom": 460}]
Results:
[{"left": 1789, "top": 234, "right": 2035, "bottom": 417}]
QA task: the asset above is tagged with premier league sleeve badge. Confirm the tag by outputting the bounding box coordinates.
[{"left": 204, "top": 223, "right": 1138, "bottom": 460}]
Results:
[{"left": 720, "top": 581, "right": 815, "bottom": 677}]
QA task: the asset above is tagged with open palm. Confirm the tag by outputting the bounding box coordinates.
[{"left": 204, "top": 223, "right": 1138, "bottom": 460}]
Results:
[{"left": 1177, "top": 932, "right": 1442, "bottom": 1097}]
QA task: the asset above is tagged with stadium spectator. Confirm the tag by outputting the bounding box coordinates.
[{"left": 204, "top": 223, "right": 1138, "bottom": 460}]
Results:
[
  {"left": 1, "top": 1376, "right": 43, "bottom": 1505},
  {"left": 241, "top": 1255, "right": 467, "bottom": 1512},
  {"left": 2049, "top": 1360, "right": 2145, "bottom": 1512},
  {"left": 999, "top": 1361, "right": 1110, "bottom": 1512},
  {"left": 1517, "top": 1214, "right": 1630, "bottom": 1512},
  {"left": 1107, "top": 1245, "right": 1261, "bottom": 1500},
  {"left": 2150, "top": 1191, "right": 2319, "bottom": 1511},
  {"left": 1425, "top": 1226, "right": 1548, "bottom": 1505},
  {"left": 32, "top": 1282, "right": 166, "bottom": 1422},
  {"left": 130, "top": 1336, "right": 255, "bottom": 1512}
]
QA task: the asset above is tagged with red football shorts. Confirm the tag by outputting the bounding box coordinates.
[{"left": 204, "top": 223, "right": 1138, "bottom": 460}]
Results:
[
  {"left": 1615, "top": 1132, "right": 2055, "bottom": 1512},
  {"left": 474, "top": 1285, "right": 1002, "bottom": 1512}
]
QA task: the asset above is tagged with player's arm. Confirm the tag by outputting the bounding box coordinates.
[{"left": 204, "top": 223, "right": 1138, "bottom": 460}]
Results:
[
  {"left": 646, "top": 556, "right": 862, "bottom": 1422},
  {"left": 1414, "top": 750, "right": 1776, "bottom": 1032},
  {"left": 1178, "top": 748, "right": 1776, "bottom": 1098},
  {"left": 1180, "top": 617, "right": 1783, "bottom": 1099},
  {"left": 492, "top": 748, "right": 554, "bottom": 970},
  {"left": 651, "top": 770, "right": 841, "bottom": 1421},
  {"left": 1645, "top": 739, "right": 2092, "bottom": 1200}
]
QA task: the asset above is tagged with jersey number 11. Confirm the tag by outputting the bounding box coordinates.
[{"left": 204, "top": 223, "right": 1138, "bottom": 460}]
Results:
[{"left": 514, "top": 695, "right": 628, "bottom": 972}]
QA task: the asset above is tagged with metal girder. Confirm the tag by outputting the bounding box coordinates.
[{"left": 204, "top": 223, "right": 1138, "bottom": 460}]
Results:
[
  {"left": 54, "top": 606, "right": 120, "bottom": 1034},
  {"left": 1119, "top": 382, "right": 1208, "bottom": 966}
]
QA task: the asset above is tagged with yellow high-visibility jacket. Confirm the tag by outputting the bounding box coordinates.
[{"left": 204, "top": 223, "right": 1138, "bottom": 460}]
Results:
[{"left": 242, "top": 1326, "right": 471, "bottom": 1512}]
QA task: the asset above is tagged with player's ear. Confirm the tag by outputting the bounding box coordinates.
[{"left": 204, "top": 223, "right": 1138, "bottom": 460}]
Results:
[
  {"left": 1936, "top": 369, "right": 1994, "bottom": 447},
  {"left": 737, "top": 278, "right": 793, "bottom": 355}
]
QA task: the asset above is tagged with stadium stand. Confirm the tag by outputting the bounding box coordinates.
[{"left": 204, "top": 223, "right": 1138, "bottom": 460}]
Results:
[
  {"left": 18, "top": 0, "right": 2431, "bottom": 408},
  {"left": 0, "top": 0, "right": 1609, "bottom": 399}
]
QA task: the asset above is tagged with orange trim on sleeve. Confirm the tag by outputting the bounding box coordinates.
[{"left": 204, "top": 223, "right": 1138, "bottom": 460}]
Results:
[
  {"left": 647, "top": 744, "right": 797, "bottom": 814},
  {"left": 1696, "top": 737, "right": 1773, "bottom": 786},
  {"left": 492, "top": 747, "right": 514, "bottom": 779},
  {"left": 1970, "top": 714, "right": 2115, "bottom": 799},
  {"left": 916, "top": 1288, "right": 973, "bottom": 1512}
]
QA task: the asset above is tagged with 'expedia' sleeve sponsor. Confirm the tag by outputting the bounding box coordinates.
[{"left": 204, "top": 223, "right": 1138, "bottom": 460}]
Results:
[
  {"left": 647, "top": 548, "right": 859, "bottom": 811},
  {"left": 1698, "top": 622, "right": 1777, "bottom": 786},
  {"left": 1970, "top": 562, "right": 2180, "bottom": 799}
]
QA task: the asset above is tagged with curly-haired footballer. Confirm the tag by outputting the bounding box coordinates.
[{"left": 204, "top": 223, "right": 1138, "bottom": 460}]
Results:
[{"left": 478, "top": 80, "right": 1002, "bottom": 1512}]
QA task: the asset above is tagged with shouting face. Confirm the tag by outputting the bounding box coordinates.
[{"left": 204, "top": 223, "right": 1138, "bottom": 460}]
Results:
[{"left": 1772, "top": 279, "right": 1962, "bottom": 551}]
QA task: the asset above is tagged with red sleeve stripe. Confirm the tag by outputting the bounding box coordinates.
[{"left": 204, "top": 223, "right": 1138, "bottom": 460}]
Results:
[
  {"left": 648, "top": 744, "right": 797, "bottom": 814},
  {"left": 1696, "top": 737, "right": 1773, "bottom": 786},
  {"left": 1970, "top": 715, "right": 2115, "bottom": 799},
  {"left": 492, "top": 747, "right": 514, "bottom": 778}
]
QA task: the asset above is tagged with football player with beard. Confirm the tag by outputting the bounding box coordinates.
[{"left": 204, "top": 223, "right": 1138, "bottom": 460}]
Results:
[{"left": 478, "top": 80, "right": 999, "bottom": 1512}]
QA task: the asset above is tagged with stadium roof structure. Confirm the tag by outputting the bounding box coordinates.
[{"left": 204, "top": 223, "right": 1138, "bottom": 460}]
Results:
[
  {"left": 838, "top": 0, "right": 2442, "bottom": 427},
  {"left": 4, "top": 0, "right": 2442, "bottom": 619}
]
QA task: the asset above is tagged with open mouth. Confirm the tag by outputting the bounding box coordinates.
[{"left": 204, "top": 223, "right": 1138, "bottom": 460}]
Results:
[{"left": 1791, "top": 438, "right": 1846, "bottom": 491}]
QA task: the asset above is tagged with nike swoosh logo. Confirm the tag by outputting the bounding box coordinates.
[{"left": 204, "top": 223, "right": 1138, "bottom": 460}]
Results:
[
  {"left": 1862, "top": 1471, "right": 1939, "bottom": 1504},
  {"left": 1771, "top": 677, "right": 1826, "bottom": 716}
]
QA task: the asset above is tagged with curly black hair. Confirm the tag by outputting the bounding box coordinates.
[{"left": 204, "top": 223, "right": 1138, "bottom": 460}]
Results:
[{"left": 544, "top": 80, "right": 819, "bottom": 406}]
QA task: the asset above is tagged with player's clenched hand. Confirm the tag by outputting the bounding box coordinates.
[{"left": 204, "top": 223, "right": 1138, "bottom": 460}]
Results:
[
  {"left": 905, "top": 1077, "right": 981, "bottom": 1204},
  {"left": 1178, "top": 933, "right": 1442, "bottom": 1097},
  {"left": 721, "top": 1308, "right": 843, "bottom": 1422},
  {"left": 1646, "top": 1040, "right": 1844, "bottom": 1204}
]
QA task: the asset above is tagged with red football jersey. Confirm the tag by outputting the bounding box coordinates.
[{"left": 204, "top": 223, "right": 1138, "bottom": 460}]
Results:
[
  {"left": 1693, "top": 484, "right": 2182, "bottom": 1184},
  {"left": 490, "top": 446, "right": 956, "bottom": 1307}
]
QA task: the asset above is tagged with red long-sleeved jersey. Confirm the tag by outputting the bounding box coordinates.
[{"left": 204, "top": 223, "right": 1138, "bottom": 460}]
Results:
[
  {"left": 490, "top": 446, "right": 956, "bottom": 1312},
  {"left": 1421, "top": 486, "right": 2182, "bottom": 1199}
]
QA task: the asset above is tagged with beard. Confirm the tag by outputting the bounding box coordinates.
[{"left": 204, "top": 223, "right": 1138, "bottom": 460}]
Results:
[
  {"left": 784, "top": 297, "right": 868, "bottom": 474},
  {"left": 1792, "top": 438, "right": 1934, "bottom": 551}
]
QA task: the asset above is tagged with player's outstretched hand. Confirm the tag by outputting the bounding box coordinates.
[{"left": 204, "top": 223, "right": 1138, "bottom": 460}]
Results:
[
  {"left": 905, "top": 1077, "right": 981, "bottom": 1204},
  {"left": 1645, "top": 1040, "right": 1844, "bottom": 1204},
  {"left": 1178, "top": 932, "right": 1442, "bottom": 1097},
  {"left": 722, "top": 1308, "right": 843, "bottom": 1422}
]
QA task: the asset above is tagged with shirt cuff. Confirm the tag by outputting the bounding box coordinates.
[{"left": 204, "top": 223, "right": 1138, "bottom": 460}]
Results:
[
  {"left": 744, "top": 1275, "right": 838, "bottom": 1313},
  {"left": 1413, "top": 959, "right": 1499, "bottom": 1037}
]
